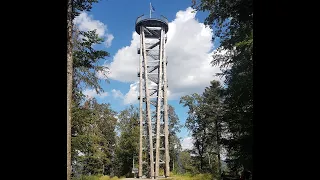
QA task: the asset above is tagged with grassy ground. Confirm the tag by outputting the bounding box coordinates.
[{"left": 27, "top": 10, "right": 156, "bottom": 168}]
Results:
[
  {"left": 73, "top": 173, "right": 213, "bottom": 180},
  {"left": 122, "top": 173, "right": 213, "bottom": 180},
  {"left": 166, "top": 173, "right": 212, "bottom": 180},
  {"left": 72, "top": 175, "right": 123, "bottom": 180}
]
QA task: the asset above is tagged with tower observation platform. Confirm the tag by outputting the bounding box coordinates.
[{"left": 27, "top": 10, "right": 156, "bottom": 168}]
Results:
[{"left": 135, "top": 15, "right": 169, "bottom": 38}]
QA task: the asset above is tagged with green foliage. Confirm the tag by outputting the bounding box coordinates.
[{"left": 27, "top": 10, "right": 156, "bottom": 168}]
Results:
[
  {"left": 180, "top": 81, "right": 225, "bottom": 180},
  {"left": 72, "top": 98, "right": 117, "bottom": 177},
  {"left": 112, "top": 105, "right": 182, "bottom": 177},
  {"left": 68, "top": 0, "right": 109, "bottom": 104},
  {"left": 168, "top": 105, "right": 183, "bottom": 135},
  {"left": 180, "top": 92, "right": 212, "bottom": 173},
  {"left": 73, "top": 29, "right": 109, "bottom": 103},
  {"left": 168, "top": 105, "right": 183, "bottom": 172},
  {"left": 179, "top": 150, "right": 199, "bottom": 174},
  {"left": 72, "top": 0, "right": 99, "bottom": 19},
  {"left": 68, "top": 0, "right": 110, "bottom": 179},
  {"left": 71, "top": 26, "right": 111, "bottom": 178},
  {"left": 113, "top": 105, "right": 139, "bottom": 177},
  {"left": 188, "top": 0, "right": 253, "bottom": 175},
  {"left": 192, "top": 0, "right": 252, "bottom": 46}
]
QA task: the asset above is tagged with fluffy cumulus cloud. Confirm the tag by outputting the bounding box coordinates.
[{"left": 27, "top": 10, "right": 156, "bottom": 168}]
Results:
[
  {"left": 74, "top": 12, "right": 114, "bottom": 48},
  {"left": 123, "top": 82, "right": 139, "bottom": 105},
  {"left": 100, "top": 7, "right": 223, "bottom": 104},
  {"left": 122, "top": 80, "right": 161, "bottom": 105},
  {"left": 104, "top": 33, "right": 141, "bottom": 82},
  {"left": 181, "top": 137, "right": 194, "bottom": 150},
  {"left": 105, "top": 34, "right": 115, "bottom": 48},
  {"left": 111, "top": 89, "right": 124, "bottom": 99},
  {"left": 83, "top": 89, "right": 108, "bottom": 99}
]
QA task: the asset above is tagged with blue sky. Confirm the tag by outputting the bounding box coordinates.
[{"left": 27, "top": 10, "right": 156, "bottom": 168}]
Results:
[{"left": 74, "top": 0, "right": 224, "bottom": 150}]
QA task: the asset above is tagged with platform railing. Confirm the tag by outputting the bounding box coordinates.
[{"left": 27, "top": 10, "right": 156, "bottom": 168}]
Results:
[{"left": 135, "top": 15, "right": 169, "bottom": 25}]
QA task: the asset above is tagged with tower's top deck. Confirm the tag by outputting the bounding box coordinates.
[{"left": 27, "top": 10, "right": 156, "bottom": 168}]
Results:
[{"left": 135, "top": 15, "right": 169, "bottom": 34}]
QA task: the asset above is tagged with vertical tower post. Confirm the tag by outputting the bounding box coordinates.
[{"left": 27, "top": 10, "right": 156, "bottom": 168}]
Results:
[
  {"left": 155, "top": 28, "right": 164, "bottom": 178},
  {"left": 162, "top": 37, "right": 170, "bottom": 177},
  {"left": 138, "top": 27, "right": 144, "bottom": 179},
  {"left": 141, "top": 27, "right": 155, "bottom": 179}
]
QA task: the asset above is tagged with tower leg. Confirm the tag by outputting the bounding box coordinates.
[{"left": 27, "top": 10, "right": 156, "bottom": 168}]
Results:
[
  {"left": 163, "top": 32, "right": 170, "bottom": 177},
  {"left": 141, "top": 27, "right": 154, "bottom": 179},
  {"left": 138, "top": 26, "right": 144, "bottom": 179},
  {"left": 155, "top": 28, "right": 164, "bottom": 179}
]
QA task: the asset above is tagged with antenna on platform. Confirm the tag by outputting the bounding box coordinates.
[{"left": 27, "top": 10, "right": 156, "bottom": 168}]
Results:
[{"left": 149, "top": 2, "right": 155, "bottom": 18}]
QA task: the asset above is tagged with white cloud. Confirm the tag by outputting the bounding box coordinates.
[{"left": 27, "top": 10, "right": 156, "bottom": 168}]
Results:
[
  {"left": 100, "top": 32, "right": 141, "bottom": 82},
  {"left": 122, "top": 80, "right": 162, "bottom": 105},
  {"left": 181, "top": 137, "right": 194, "bottom": 150},
  {"left": 123, "top": 81, "right": 139, "bottom": 105},
  {"left": 102, "top": 7, "right": 223, "bottom": 102},
  {"left": 105, "top": 34, "right": 114, "bottom": 48},
  {"left": 74, "top": 12, "right": 114, "bottom": 48},
  {"left": 111, "top": 89, "right": 124, "bottom": 99},
  {"left": 83, "top": 89, "right": 108, "bottom": 99}
]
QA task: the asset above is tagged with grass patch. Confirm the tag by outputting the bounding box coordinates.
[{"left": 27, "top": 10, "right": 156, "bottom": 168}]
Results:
[
  {"left": 168, "top": 173, "right": 213, "bottom": 180},
  {"left": 73, "top": 173, "right": 212, "bottom": 180},
  {"left": 72, "top": 175, "right": 120, "bottom": 180}
]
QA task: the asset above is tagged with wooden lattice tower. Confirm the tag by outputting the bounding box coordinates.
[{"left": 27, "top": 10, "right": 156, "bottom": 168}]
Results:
[{"left": 136, "top": 14, "right": 170, "bottom": 179}]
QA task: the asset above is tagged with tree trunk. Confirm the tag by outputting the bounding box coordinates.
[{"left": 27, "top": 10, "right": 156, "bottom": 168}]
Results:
[
  {"left": 215, "top": 119, "right": 222, "bottom": 180},
  {"left": 200, "top": 156, "right": 203, "bottom": 172},
  {"left": 67, "top": 0, "right": 73, "bottom": 179}
]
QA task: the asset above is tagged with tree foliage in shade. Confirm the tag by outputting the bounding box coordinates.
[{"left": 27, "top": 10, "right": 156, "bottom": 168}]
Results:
[
  {"left": 188, "top": 0, "right": 253, "bottom": 176},
  {"left": 192, "top": 0, "right": 253, "bottom": 47},
  {"left": 168, "top": 105, "right": 183, "bottom": 173},
  {"left": 68, "top": 1, "right": 108, "bottom": 179},
  {"left": 179, "top": 150, "right": 199, "bottom": 174},
  {"left": 71, "top": 10, "right": 110, "bottom": 177},
  {"left": 113, "top": 105, "right": 140, "bottom": 178},
  {"left": 71, "top": 98, "right": 117, "bottom": 177},
  {"left": 201, "top": 81, "right": 226, "bottom": 179},
  {"left": 72, "top": 0, "right": 99, "bottom": 18},
  {"left": 71, "top": 0, "right": 109, "bottom": 99},
  {"left": 72, "top": 28, "right": 110, "bottom": 104},
  {"left": 180, "top": 93, "right": 207, "bottom": 172},
  {"left": 180, "top": 81, "right": 225, "bottom": 177},
  {"left": 112, "top": 105, "right": 182, "bottom": 177}
]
